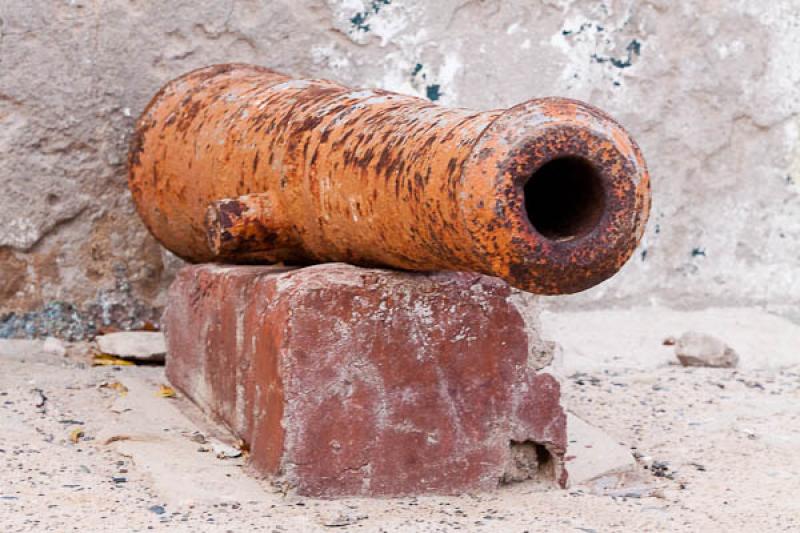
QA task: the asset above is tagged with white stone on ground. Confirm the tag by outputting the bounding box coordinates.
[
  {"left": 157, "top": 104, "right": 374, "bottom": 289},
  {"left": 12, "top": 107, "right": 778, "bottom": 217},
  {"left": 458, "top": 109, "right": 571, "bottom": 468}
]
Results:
[
  {"left": 675, "top": 331, "right": 739, "bottom": 368},
  {"left": 96, "top": 331, "right": 167, "bottom": 362}
]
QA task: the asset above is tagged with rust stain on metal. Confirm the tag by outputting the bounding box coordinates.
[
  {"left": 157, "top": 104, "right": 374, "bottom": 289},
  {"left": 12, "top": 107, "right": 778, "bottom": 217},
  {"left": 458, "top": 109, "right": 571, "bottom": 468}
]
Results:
[{"left": 128, "top": 63, "right": 650, "bottom": 294}]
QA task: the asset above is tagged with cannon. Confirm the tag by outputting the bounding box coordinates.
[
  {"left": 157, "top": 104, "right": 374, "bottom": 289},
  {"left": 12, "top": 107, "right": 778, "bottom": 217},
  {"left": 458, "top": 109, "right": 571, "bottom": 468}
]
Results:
[{"left": 129, "top": 64, "right": 650, "bottom": 294}]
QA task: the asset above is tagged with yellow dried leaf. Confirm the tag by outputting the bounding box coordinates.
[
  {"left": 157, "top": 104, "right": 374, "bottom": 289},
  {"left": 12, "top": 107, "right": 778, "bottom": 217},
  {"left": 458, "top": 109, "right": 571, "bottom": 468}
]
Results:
[
  {"left": 92, "top": 353, "right": 135, "bottom": 366},
  {"left": 100, "top": 381, "right": 128, "bottom": 396},
  {"left": 236, "top": 439, "right": 250, "bottom": 455},
  {"left": 156, "top": 384, "right": 176, "bottom": 398},
  {"left": 69, "top": 428, "right": 84, "bottom": 444}
]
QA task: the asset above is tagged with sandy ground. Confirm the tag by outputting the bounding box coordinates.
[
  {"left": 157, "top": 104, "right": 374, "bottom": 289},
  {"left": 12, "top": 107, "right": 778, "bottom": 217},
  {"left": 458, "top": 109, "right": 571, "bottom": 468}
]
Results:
[{"left": 1, "top": 306, "right": 799, "bottom": 532}]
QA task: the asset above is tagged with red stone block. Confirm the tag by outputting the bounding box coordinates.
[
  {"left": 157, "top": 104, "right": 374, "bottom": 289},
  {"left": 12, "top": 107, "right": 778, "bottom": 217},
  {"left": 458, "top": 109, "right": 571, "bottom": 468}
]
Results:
[{"left": 164, "top": 263, "right": 567, "bottom": 497}]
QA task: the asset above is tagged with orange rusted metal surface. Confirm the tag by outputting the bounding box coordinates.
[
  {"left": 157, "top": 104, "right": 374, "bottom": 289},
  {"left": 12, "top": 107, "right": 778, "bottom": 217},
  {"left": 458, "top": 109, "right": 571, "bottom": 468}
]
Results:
[{"left": 129, "top": 63, "right": 650, "bottom": 294}]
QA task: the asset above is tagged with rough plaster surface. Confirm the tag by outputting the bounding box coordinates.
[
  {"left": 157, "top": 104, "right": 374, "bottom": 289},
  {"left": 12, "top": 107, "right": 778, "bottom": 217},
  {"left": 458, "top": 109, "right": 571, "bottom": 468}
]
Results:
[{"left": 1, "top": 1, "right": 798, "bottom": 335}]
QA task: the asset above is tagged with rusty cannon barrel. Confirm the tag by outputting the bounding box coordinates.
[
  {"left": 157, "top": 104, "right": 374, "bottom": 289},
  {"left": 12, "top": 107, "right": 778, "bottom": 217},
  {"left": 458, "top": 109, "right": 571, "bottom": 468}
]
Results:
[{"left": 128, "top": 64, "right": 650, "bottom": 294}]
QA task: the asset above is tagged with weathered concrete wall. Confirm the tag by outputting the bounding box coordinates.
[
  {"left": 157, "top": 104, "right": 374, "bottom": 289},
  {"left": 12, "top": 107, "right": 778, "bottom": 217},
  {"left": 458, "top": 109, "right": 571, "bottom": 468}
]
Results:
[{"left": 1, "top": 0, "right": 798, "bottom": 337}]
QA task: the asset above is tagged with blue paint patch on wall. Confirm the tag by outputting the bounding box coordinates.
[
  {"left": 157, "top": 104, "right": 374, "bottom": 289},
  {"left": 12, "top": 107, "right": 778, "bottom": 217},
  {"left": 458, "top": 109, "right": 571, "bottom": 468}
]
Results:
[
  {"left": 426, "top": 84, "right": 441, "bottom": 101},
  {"left": 350, "top": 0, "right": 392, "bottom": 32},
  {"left": 592, "top": 39, "right": 642, "bottom": 69},
  {"left": 562, "top": 22, "right": 603, "bottom": 36}
]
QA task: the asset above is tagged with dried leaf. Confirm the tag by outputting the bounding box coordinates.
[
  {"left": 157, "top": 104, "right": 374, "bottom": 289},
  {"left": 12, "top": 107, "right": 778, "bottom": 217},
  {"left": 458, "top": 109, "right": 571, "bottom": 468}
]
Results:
[
  {"left": 156, "top": 384, "right": 176, "bottom": 398},
  {"left": 102, "top": 435, "right": 131, "bottom": 445},
  {"left": 99, "top": 381, "right": 128, "bottom": 396},
  {"left": 92, "top": 353, "right": 135, "bottom": 366},
  {"left": 235, "top": 439, "right": 249, "bottom": 454},
  {"left": 69, "top": 428, "right": 84, "bottom": 444}
]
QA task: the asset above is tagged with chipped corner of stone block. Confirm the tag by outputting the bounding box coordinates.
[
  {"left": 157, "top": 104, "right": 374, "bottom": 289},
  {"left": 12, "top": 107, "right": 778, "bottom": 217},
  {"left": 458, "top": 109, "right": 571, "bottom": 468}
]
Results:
[{"left": 506, "top": 287, "right": 554, "bottom": 371}]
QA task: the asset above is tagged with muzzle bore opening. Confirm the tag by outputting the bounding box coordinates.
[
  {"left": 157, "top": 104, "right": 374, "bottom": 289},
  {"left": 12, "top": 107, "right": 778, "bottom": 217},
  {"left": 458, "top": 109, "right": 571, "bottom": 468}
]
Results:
[{"left": 524, "top": 156, "right": 606, "bottom": 241}]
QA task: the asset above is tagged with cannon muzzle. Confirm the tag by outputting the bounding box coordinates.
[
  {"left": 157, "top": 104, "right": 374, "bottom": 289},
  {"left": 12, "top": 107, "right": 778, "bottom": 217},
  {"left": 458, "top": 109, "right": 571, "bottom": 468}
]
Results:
[{"left": 129, "top": 64, "right": 650, "bottom": 294}]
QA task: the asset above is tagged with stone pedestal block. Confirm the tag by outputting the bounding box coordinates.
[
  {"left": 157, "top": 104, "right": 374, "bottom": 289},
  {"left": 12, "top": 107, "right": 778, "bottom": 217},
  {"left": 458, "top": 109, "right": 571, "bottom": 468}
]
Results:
[{"left": 164, "top": 263, "right": 566, "bottom": 497}]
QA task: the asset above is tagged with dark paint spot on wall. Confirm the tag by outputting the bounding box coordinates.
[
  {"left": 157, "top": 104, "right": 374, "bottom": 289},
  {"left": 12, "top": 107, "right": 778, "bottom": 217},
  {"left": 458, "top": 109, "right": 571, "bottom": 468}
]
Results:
[
  {"left": 562, "top": 22, "right": 599, "bottom": 36},
  {"left": 350, "top": 0, "right": 392, "bottom": 33},
  {"left": 691, "top": 247, "right": 706, "bottom": 257},
  {"left": 351, "top": 13, "right": 370, "bottom": 31},
  {"left": 426, "top": 84, "right": 441, "bottom": 101},
  {"left": 592, "top": 39, "right": 642, "bottom": 69}
]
